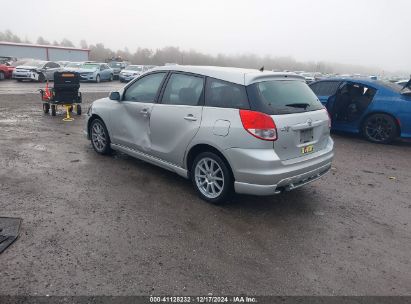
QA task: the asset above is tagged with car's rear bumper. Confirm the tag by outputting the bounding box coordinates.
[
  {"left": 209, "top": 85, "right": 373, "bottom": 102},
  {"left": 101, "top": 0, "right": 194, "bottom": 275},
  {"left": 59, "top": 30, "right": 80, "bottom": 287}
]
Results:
[{"left": 226, "top": 137, "right": 334, "bottom": 196}]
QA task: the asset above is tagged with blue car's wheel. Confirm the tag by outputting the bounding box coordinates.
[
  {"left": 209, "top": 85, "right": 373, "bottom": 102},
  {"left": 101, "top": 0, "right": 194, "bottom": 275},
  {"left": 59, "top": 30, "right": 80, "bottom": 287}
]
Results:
[{"left": 362, "top": 113, "right": 398, "bottom": 144}]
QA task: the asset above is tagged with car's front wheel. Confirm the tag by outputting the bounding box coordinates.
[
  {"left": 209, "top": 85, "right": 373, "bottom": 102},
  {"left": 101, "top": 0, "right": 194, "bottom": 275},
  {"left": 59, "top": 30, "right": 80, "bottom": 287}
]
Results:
[
  {"left": 362, "top": 113, "right": 398, "bottom": 144},
  {"left": 95, "top": 74, "right": 101, "bottom": 83},
  {"left": 90, "top": 118, "right": 112, "bottom": 155},
  {"left": 191, "top": 152, "right": 232, "bottom": 204}
]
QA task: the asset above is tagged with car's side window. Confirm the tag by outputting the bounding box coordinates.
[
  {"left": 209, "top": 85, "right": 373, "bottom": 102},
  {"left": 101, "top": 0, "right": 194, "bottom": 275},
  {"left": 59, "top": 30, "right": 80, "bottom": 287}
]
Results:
[
  {"left": 161, "top": 73, "right": 204, "bottom": 106},
  {"left": 123, "top": 72, "right": 167, "bottom": 103},
  {"left": 311, "top": 81, "right": 341, "bottom": 96},
  {"left": 100, "top": 65, "right": 106, "bottom": 71},
  {"left": 205, "top": 77, "right": 250, "bottom": 109}
]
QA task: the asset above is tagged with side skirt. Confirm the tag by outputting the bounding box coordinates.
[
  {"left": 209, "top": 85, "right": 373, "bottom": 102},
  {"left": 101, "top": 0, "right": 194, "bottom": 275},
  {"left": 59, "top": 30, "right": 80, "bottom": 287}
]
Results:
[{"left": 110, "top": 143, "right": 188, "bottom": 179}]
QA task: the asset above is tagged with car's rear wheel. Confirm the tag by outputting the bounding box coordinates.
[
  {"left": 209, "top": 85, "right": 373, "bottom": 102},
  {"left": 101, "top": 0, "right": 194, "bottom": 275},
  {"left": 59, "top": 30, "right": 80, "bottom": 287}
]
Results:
[
  {"left": 76, "top": 104, "right": 82, "bottom": 115},
  {"left": 0, "top": 71, "right": 5, "bottom": 80},
  {"left": 191, "top": 152, "right": 232, "bottom": 204},
  {"left": 362, "top": 113, "right": 398, "bottom": 144},
  {"left": 90, "top": 118, "right": 112, "bottom": 155},
  {"left": 109, "top": 74, "right": 113, "bottom": 82}
]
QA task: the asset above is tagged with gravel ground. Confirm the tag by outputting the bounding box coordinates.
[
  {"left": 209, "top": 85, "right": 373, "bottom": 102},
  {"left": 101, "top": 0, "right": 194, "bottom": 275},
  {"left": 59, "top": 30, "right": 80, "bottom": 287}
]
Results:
[{"left": 0, "top": 89, "right": 410, "bottom": 296}]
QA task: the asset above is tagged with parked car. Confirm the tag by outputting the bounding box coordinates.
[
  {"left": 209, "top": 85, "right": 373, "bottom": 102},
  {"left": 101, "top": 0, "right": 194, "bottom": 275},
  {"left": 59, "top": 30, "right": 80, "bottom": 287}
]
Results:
[
  {"left": 309, "top": 78, "right": 411, "bottom": 143},
  {"left": 62, "top": 62, "right": 84, "bottom": 72},
  {"left": 108, "top": 61, "right": 128, "bottom": 80},
  {"left": 12, "top": 60, "right": 61, "bottom": 82},
  {"left": 78, "top": 63, "right": 113, "bottom": 83},
  {"left": 0, "top": 63, "right": 14, "bottom": 80},
  {"left": 85, "top": 66, "right": 334, "bottom": 203},
  {"left": 119, "top": 65, "right": 147, "bottom": 82}
]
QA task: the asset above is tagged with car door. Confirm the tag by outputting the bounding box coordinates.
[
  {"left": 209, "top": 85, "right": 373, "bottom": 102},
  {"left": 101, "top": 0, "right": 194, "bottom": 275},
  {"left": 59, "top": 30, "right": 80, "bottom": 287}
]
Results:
[
  {"left": 149, "top": 72, "right": 204, "bottom": 167},
  {"left": 100, "top": 64, "right": 108, "bottom": 80},
  {"left": 108, "top": 72, "right": 168, "bottom": 152}
]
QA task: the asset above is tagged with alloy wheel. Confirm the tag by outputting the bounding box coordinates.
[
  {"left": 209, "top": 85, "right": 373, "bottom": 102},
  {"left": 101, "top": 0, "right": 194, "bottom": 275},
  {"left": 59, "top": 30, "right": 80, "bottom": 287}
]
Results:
[
  {"left": 365, "top": 115, "right": 394, "bottom": 143},
  {"left": 91, "top": 121, "right": 107, "bottom": 152},
  {"left": 194, "top": 157, "right": 225, "bottom": 199}
]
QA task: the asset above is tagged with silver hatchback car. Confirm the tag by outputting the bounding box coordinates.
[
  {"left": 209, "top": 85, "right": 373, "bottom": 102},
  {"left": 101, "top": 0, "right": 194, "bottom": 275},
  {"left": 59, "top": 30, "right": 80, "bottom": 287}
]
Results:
[{"left": 85, "top": 66, "right": 334, "bottom": 203}]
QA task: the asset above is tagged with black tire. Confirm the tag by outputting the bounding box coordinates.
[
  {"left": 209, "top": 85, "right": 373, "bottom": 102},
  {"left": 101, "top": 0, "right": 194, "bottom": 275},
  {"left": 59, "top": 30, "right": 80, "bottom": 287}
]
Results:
[
  {"left": 95, "top": 74, "right": 101, "bottom": 83},
  {"left": 38, "top": 73, "right": 46, "bottom": 83},
  {"left": 362, "top": 113, "right": 398, "bottom": 144},
  {"left": 17, "top": 79, "right": 23, "bottom": 82},
  {"left": 51, "top": 105, "right": 56, "bottom": 116},
  {"left": 43, "top": 103, "right": 50, "bottom": 114},
  {"left": 0, "top": 71, "right": 5, "bottom": 80},
  {"left": 76, "top": 104, "right": 82, "bottom": 116},
  {"left": 191, "top": 152, "right": 233, "bottom": 204},
  {"left": 90, "top": 118, "right": 112, "bottom": 155},
  {"left": 68, "top": 106, "right": 73, "bottom": 113}
]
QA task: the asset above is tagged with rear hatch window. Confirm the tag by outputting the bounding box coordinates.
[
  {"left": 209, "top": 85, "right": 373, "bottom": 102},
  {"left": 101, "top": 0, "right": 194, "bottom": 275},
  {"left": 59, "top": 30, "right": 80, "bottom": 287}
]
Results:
[
  {"left": 248, "top": 79, "right": 330, "bottom": 161},
  {"left": 247, "top": 80, "right": 324, "bottom": 115}
]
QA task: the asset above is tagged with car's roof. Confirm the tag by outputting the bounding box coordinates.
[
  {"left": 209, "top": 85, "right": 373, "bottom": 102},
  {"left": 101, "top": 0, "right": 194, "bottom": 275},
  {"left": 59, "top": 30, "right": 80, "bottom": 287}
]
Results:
[{"left": 150, "top": 65, "right": 304, "bottom": 85}]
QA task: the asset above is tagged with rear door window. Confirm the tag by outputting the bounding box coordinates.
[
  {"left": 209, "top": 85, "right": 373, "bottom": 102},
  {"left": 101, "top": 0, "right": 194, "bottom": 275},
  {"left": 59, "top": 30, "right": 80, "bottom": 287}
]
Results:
[
  {"left": 247, "top": 80, "right": 324, "bottom": 114},
  {"left": 205, "top": 78, "right": 250, "bottom": 109},
  {"left": 161, "top": 73, "right": 204, "bottom": 106}
]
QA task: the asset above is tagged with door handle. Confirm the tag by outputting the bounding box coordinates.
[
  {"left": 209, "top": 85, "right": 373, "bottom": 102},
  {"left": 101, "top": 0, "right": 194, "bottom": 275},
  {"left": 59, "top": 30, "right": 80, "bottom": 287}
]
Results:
[
  {"left": 184, "top": 114, "right": 197, "bottom": 121},
  {"left": 140, "top": 108, "right": 150, "bottom": 117}
]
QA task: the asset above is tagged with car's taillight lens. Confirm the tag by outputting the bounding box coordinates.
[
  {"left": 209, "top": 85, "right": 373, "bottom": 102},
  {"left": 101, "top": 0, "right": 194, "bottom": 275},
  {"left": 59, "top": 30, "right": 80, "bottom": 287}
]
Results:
[{"left": 239, "top": 110, "right": 277, "bottom": 141}]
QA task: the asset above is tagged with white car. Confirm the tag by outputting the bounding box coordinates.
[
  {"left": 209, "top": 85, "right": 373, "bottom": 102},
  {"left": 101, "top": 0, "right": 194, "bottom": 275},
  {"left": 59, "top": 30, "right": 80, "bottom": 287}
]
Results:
[
  {"left": 119, "top": 65, "right": 148, "bottom": 83},
  {"left": 12, "top": 60, "right": 61, "bottom": 82}
]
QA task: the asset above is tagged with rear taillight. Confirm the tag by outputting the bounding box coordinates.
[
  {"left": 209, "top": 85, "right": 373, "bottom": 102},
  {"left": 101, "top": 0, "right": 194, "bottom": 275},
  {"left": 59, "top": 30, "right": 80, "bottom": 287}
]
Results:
[{"left": 239, "top": 110, "right": 277, "bottom": 141}]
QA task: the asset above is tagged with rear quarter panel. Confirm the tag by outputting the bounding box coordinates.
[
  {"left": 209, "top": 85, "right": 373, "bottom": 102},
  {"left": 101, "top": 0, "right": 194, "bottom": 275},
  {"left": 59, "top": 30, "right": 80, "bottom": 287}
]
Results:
[{"left": 365, "top": 88, "right": 411, "bottom": 138}]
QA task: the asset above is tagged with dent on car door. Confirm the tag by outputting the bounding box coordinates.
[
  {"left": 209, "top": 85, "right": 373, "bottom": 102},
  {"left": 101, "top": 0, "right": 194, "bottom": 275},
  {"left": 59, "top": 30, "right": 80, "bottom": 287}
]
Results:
[
  {"left": 149, "top": 73, "right": 204, "bottom": 166},
  {"left": 108, "top": 72, "right": 167, "bottom": 152}
]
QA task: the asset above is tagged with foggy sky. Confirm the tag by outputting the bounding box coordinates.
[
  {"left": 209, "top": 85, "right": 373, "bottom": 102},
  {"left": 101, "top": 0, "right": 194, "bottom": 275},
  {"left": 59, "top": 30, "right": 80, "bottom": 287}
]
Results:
[{"left": 3, "top": 0, "right": 411, "bottom": 72}]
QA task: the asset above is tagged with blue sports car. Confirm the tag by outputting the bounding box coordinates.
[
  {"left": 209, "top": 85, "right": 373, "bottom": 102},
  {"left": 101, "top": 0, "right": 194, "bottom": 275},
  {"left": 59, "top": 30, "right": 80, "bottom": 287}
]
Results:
[{"left": 309, "top": 78, "right": 411, "bottom": 143}]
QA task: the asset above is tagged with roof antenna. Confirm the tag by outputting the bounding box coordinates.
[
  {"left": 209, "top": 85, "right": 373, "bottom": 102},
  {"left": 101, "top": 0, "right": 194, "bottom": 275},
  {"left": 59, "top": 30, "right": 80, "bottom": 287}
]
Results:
[{"left": 259, "top": 66, "right": 264, "bottom": 72}]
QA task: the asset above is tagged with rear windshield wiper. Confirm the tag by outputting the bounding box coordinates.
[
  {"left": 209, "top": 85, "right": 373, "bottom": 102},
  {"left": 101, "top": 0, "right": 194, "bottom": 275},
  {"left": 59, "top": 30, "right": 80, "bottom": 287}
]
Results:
[{"left": 285, "top": 103, "right": 311, "bottom": 109}]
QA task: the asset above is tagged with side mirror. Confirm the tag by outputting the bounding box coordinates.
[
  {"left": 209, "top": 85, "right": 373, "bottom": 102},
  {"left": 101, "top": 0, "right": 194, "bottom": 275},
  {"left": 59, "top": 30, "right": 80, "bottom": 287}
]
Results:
[{"left": 109, "top": 91, "right": 121, "bottom": 101}]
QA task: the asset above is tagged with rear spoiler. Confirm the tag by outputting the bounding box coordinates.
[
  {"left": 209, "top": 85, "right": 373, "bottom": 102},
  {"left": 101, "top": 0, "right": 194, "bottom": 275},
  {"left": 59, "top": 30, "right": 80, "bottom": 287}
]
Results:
[{"left": 400, "top": 78, "right": 411, "bottom": 95}]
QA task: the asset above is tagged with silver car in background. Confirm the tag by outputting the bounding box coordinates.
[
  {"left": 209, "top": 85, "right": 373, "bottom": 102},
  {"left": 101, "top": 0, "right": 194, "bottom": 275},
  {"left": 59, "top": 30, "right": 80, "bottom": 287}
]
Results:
[
  {"left": 12, "top": 60, "right": 61, "bottom": 82},
  {"left": 85, "top": 66, "right": 334, "bottom": 203},
  {"left": 119, "top": 65, "right": 146, "bottom": 83}
]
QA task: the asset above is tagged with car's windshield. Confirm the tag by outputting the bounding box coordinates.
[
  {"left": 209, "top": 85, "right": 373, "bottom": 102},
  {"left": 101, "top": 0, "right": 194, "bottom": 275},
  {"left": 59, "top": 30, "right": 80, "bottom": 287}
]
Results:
[
  {"left": 247, "top": 80, "right": 324, "bottom": 114},
  {"left": 108, "top": 62, "right": 122, "bottom": 68},
  {"left": 21, "top": 61, "right": 45, "bottom": 68},
  {"left": 82, "top": 63, "right": 99, "bottom": 70},
  {"left": 66, "top": 62, "right": 82, "bottom": 68},
  {"left": 126, "top": 65, "right": 143, "bottom": 71}
]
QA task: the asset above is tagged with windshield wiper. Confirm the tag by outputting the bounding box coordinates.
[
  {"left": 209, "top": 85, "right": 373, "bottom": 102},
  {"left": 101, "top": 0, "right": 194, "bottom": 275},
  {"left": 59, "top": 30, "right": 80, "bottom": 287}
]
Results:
[{"left": 285, "top": 103, "right": 311, "bottom": 109}]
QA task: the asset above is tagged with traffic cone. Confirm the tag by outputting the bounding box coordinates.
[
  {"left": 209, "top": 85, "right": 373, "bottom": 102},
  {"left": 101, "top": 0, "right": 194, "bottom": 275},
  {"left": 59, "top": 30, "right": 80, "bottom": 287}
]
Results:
[{"left": 44, "top": 81, "right": 51, "bottom": 100}]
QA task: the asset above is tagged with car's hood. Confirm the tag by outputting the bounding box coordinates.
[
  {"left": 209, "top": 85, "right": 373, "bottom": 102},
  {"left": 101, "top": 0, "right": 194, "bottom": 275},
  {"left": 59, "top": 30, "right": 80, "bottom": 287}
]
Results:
[
  {"left": 121, "top": 69, "right": 141, "bottom": 74},
  {"left": 16, "top": 65, "right": 42, "bottom": 70}
]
